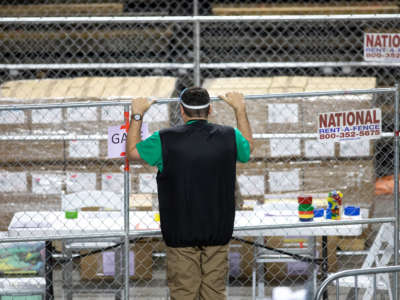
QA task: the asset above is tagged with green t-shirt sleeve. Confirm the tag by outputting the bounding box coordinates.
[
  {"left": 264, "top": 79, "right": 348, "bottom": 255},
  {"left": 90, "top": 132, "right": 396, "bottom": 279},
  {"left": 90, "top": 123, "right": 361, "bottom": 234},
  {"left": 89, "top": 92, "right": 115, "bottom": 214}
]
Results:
[
  {"left": 136, "top": 131, "right": 163, "bottom": 172},
  {"left": 235, "top": 128, "right": 251, "bottom": 163}
]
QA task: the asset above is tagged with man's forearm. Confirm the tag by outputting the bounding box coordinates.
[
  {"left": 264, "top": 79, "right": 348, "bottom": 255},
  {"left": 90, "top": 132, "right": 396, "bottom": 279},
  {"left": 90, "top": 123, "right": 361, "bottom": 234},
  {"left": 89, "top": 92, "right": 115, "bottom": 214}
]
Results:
[
  {"left": 126, "top": 118, "right": 142, "bottom": 160},
  {"left": 235, "top": 108, "right": 254, "bottom": 152}
]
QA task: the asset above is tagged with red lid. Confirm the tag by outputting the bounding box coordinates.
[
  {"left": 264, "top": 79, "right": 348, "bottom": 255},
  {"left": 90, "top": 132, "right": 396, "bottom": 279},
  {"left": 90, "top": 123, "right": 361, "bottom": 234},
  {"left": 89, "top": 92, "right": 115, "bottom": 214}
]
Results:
[{"left": 298, "top": 196, "right": 312, "bottom": 204}]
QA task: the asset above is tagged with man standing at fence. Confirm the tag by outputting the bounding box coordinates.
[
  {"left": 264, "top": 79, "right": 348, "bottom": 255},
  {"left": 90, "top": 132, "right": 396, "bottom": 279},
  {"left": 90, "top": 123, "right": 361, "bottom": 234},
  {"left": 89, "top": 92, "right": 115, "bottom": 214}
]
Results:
[{"left": 127, "top": 87, "right": 253, "bottom": 300}]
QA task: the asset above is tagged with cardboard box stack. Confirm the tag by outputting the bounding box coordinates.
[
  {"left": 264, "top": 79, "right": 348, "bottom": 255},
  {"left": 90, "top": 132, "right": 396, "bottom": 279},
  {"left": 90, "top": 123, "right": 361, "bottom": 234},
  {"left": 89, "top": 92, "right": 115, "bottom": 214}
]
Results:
[
  {"left": 0, "top": 76, "right": 177, "bottom": 161},
  {"left": 203, "top": 76, "right": 377, "bottom": 280},
  {"left": 80, "top": 241, "right": 153, "bottom": 281},
  {"left": 0, "top": 76, "right": 177, "bottom": 281}
]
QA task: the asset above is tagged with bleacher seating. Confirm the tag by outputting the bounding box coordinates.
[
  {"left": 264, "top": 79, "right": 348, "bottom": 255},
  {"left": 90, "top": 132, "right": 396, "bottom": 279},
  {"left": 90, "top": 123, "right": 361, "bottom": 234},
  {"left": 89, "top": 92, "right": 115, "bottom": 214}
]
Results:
[{"left": 212, "top": 2, "right": 400, "bottom": 16}]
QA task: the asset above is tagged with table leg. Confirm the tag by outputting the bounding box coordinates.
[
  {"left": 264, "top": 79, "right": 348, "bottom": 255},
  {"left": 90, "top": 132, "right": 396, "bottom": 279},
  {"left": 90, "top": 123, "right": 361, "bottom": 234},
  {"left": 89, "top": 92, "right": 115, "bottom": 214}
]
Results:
[
  {"left": 63, "top": 241, "right": 73, "bottom": 300},
  {"left": 308, "top": 237, "right": 317, "bottom": 298},
  {"left": 115, "top": 241, "right": 122, "bottom": 300},
  {"left": 255, "top": 236, "right": 265, "bottom": 298},
  {"left": 322, "top": 236, "right": 328, "bottom": 300},
  {"left": 45, "top": 241, "right": 54, "bottom": 300}
]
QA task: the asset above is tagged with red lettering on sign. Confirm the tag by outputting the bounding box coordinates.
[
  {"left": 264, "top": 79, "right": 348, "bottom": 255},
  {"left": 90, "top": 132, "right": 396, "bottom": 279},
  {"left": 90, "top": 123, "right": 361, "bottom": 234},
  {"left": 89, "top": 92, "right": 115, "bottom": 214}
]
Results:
[
  {"left": 375, "top": 35, "right": 382, "bottom": 47},
  {"left": 347, "top": 112, "right": 355, "bottom": 126},
  {"left": 334, "top": 113, "right": 342, "bottom": 126},
  {"left": 319, "top": 114, "right": 327, "bottom": 127},
  {"left": 366, "top": 34, "right": 374, "bottom": 47},
  {"left": 328, "top": 114, "right": 336, "bottom": 127},
  {"left": 373, "top": 110, "right": 379, "bottom": 123},
  {"left": 355, "top": 111, "right": 364, "bottom": 125},
  {"left": 394, "top": 35, "right": 400, "bottom": 47},
  {"left": 365, "top": 111, "right": 372, "bottom": 124},
  {"left": 381, "top": 34, "right": 388, "bottom": 47}
]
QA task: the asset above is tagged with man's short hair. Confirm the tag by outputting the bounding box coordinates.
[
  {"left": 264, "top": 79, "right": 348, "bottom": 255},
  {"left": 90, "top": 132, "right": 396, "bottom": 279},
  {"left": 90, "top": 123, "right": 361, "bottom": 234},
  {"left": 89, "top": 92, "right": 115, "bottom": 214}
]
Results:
[{"left": 180, "top": 87, "right": 210, "bottom": 118}]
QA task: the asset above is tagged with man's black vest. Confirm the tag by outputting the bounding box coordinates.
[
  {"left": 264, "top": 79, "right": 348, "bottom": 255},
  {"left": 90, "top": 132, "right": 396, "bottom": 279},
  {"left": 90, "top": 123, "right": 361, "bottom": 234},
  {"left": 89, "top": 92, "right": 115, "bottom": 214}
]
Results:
[{"left": 157, "top": 120, "right": 237, "bottom": 248}]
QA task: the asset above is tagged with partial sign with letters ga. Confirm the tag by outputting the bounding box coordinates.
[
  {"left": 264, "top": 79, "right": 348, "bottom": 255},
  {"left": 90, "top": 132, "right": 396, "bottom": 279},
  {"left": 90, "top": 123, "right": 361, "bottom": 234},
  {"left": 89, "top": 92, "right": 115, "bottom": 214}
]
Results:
[
  {"left": 318, "top": 108, "right": 381, "bottom": 142},
  {"left": 108, "top": 123, "right": 149, "bottom": 158}
]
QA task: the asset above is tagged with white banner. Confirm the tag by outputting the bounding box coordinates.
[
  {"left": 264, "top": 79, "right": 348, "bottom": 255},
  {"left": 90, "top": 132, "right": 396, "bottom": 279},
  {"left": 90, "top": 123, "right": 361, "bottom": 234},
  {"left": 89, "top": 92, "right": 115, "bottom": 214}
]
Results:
[
  {"left": 318, "top": 108, "right": 381, "bottom": 142},
  {"left": 364, "top": 33, "right": 400, "bottom": 61}
]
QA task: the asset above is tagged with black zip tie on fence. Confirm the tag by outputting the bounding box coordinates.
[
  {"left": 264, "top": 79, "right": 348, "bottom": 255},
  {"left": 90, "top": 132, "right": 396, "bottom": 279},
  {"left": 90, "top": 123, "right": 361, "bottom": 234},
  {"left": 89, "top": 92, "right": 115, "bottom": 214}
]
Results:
[{"left": 232, "top": 237, "right": 323, "bottom": 265}]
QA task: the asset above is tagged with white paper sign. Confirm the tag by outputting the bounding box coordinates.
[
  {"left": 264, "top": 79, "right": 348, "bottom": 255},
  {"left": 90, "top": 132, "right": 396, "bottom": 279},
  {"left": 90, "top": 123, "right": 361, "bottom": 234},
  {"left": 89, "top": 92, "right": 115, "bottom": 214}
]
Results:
[
  {"left": 305, "top": 140, "right": 335, "bottom": 157},
  {"left": 32, "top": 172, "right": 63, "bottom": 194},
  {"left": 102, "top": 251, "right": 134, "bottom": 276},
  {"left": 268, "top": 103, "right": 298, "bottom": 124},
  {"left": 107, "top": 124, "right": 149, "bottom": 158},
  {"left": 66, "top": 172, "right": 97, "bottom": 193},
  {"left": 318, "top": 108, "right": 381, "bottom": 142},
  {"left": 67, "top": 107, "right": 97, "bottom": 122},
  {"left": 102, "top": 173, "right": 124, "bottom": 193},
  {"left": 340, "top": 139, "right": 370, "bottom": 157},
  {"left": 32, "top": 109, "right": 62, "bottom": 124},
  {"left": 270, "top": 139, "right": 300, "bottom": 157},
  {"left": 0, "top": 172, "right": 27, "bottom": 192},
  {"left": 364, "top": 33, "right": 400, "bottom": 61},
  {"left": 139, "top": 173, "right": 157, "bottom": 193},
  {"left": 238, "top": 175, "right": 265, "bottom": 196},
  {"left": 102, "top": 107, "right": 124, "bottom": 122},
  {"left": 0, "top": 111, "right": 25, "bottom": 124},
  {"left": 269, "top": 169, "right": 300, "bottom": 192}
]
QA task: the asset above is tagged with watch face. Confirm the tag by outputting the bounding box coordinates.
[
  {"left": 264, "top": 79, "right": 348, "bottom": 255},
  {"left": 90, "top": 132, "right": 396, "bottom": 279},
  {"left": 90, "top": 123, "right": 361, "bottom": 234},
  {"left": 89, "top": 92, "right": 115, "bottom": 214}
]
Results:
[{"left": 133, "top": 114, "right": 142, "bottom": 121}]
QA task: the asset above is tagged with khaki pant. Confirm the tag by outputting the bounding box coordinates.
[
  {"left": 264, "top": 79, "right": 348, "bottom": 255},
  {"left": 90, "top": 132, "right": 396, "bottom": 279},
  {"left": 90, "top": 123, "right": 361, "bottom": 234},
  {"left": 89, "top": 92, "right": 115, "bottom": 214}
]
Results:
[{"left": 166, "top": 244, "right": 229, "bottom": 300}]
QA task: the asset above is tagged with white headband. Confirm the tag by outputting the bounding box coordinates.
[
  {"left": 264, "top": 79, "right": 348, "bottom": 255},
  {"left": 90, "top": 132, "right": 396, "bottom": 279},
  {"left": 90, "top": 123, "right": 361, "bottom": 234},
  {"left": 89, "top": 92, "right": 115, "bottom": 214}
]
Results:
[
  {"left": 180, "top": 88, "right": 210, "bottom": 110},
  {"left": 180, "top": 101, "right": 210, "bottom": 109}
]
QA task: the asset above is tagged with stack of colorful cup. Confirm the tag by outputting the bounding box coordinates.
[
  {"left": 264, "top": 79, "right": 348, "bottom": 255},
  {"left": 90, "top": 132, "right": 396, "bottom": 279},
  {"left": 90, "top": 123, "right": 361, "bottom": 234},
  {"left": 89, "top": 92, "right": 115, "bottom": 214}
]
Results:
[{"left": 298, "top": 196, "right": 313, "bottom": 222}]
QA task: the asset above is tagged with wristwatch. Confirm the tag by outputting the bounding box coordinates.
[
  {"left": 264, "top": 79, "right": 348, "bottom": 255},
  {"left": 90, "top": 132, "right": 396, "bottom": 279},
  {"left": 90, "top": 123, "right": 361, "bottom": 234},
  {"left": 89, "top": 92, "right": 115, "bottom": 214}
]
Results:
[{"left": 131, "top": 114, "right": 142, "bottom": 121}]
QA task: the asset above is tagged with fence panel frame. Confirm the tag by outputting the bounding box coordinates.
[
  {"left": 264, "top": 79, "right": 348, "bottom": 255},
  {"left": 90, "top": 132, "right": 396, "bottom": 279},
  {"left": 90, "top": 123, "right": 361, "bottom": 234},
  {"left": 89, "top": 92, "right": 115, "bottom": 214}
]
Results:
[{"left": 0, "top": 86, "right": 398, "bottom": 299}]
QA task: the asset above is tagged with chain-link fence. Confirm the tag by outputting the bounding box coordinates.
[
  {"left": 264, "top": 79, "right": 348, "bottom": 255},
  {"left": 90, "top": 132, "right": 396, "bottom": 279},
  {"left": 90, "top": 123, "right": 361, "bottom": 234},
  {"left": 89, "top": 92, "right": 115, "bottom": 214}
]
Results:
[
  {"left": 1, "top": 2, "right": 400, "bottom": 299},
  {"left": 1, "top": 14, "right": 400, "bottom": 86},
  {"left": 0, "top": 86, "right": 398, "bottom": 299}
]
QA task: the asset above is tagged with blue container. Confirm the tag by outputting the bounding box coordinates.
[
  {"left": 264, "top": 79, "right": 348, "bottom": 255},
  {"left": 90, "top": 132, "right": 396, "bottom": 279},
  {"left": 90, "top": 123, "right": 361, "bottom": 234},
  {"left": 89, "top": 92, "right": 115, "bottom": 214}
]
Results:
[
  {"left": 344, "top": 206, "right": 360, "bottom": 216},
  {"left": 314, "top": 208, "right": 324, "bottom": 218},
  {"left": 325, "top": 208, "right": 332, "bottom": 219}
]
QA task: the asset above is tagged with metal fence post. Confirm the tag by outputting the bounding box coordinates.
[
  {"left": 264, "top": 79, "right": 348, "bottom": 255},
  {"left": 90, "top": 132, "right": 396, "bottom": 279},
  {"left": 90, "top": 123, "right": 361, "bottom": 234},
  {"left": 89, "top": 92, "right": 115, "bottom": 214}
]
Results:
[
  {"left": 124, "top": 105, "right": 130, "bottom": 300},
  {"left": 394, "top": 83, "right": 399, "bottom": 300},
  {"left": 193, "top": 0, "right": 201, "bottom": 86}
]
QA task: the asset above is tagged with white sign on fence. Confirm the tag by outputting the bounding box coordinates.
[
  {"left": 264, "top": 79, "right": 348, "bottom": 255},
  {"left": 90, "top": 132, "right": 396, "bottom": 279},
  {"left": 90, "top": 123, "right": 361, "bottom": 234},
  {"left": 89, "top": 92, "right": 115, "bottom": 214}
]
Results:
[
  {"left": 318, "top": 108, "right": 381, "bottom": 142},
  {"left": 364, "top": 33, "right": 400, "bottom": 61},
  {"left": 108, "top": 123, "right": 149, "bottom": 158}
]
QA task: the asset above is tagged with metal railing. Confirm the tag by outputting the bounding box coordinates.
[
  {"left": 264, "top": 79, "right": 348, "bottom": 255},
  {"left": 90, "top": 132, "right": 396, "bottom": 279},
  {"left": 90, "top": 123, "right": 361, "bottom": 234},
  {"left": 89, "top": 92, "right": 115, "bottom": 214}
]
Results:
[{"left": 315, "top": 265, "right": 400, "bottom": 300}]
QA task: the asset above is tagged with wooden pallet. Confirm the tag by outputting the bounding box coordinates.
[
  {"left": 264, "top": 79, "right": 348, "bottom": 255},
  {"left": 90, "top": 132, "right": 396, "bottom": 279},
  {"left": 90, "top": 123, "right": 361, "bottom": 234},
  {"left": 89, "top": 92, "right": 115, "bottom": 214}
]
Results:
[
  {"left": 213, "top": 3, "right": 400, "bottom": 15},
  {"left": 0, "top": 28, "right": 173, "bottom": 42},
  {"left": 0, "top": 3, "right": 124, "bottom": 17}
]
